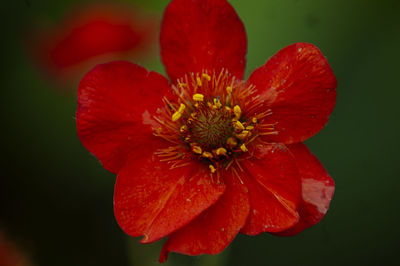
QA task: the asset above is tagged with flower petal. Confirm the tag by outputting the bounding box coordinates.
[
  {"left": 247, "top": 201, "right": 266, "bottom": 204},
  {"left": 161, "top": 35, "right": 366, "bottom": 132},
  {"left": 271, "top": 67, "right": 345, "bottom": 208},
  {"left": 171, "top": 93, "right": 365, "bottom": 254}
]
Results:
[
  {"left": 114, "top": 148, "right": 225, "bottom": 244},
  {"left": 76, "top": 61, "right": 171, "bottom": 173},
  {"left": 159, "top": 172, "right": 249, "bottom": 262},
  {"left": 274, "top": 143, "right": 335, "bottom": 236},
  {"left": 160, "top": 0, "right": 247, "bottom": 82},
  {"left": 30, "top": 3, "right": 156, "bottom": 81},
  {"left": 240, "top": 143, "right": 301, "bottom": 235},
  {"left": 247, "top": 43, "right": 337, "bottom": 144}
]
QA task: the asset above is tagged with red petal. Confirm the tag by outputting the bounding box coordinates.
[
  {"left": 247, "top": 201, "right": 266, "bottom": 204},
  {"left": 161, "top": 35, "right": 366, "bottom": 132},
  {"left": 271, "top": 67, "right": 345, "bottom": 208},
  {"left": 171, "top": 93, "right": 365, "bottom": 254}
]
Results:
[
  {"left": 159, "top": 172, "right": 249, "bottom": 262},
  {"left": 114, "top": 149, "right": 225, "bottom": 244},
  {"left": 160, "top": 0, "right": 247, "bottom": 82},
  {"left": 240, "top": 144, "right": 301, "bottom": 235},
  {"left": 274, "top": 143, "right": 335, "bottom": 236},
  {"left": 76, "top": 61, "right": 171, "bottom": 173},
  {"left": 30, "top": 3, "right": 156, "bottom": 81},
  {"left": 247, "top": 43, "right": 337, "bottom": 144}
]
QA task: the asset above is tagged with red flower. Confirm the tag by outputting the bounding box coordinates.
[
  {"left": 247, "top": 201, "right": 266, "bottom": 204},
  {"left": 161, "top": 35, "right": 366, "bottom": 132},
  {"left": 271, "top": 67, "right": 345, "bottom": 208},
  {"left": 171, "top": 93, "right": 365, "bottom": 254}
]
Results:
[
  {"left": 0, "top": 231, "right": 31, "bottom": 266},
  {"left": 29, "top": 3, "right": 157, "bottom": 84},
  {"left": 76, "top": 0, "right": 336, "bottom": 262}
]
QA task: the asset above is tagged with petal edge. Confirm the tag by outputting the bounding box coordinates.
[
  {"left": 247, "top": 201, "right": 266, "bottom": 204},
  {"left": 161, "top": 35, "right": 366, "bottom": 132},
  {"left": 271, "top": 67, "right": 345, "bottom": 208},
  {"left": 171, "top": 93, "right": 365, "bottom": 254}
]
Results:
[
  {"left": 247, "top": 43, "right": 337, "bottom": 144},
  {"left": 160, "top": 0, "right": 247, "bottom": 82},
  {"left": 76, "top": 61, "right": 170, "bottom": 173},
  {"left": 159, "top": 172, "right": 249, "bottom": 261},
  {"left": 274, "top": 143, "right": 335, "bottom": 236}
]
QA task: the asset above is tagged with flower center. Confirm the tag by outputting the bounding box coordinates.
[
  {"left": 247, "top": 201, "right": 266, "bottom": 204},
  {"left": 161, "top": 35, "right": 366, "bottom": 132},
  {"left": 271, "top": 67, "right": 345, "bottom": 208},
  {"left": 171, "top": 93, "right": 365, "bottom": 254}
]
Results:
[
  {"left": 154, "top": 70, "right": 275, "bottom": 177},
  {"left": 189, "top": 104, "right": 232, "bottom": 148}
]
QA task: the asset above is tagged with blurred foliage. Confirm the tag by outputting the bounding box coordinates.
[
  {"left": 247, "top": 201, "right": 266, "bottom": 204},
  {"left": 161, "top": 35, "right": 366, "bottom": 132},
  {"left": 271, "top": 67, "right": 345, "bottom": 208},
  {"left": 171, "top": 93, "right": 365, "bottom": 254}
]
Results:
[{"left": 0, "top": 0, "right": 399, "bottom": 265}]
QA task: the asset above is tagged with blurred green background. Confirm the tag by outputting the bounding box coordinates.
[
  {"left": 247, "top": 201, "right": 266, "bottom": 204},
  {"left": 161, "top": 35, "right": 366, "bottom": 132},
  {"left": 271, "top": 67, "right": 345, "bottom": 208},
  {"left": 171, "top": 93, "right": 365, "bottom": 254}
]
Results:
[{"left": 1, "top": 0, "right": 399, "bottom": 265}]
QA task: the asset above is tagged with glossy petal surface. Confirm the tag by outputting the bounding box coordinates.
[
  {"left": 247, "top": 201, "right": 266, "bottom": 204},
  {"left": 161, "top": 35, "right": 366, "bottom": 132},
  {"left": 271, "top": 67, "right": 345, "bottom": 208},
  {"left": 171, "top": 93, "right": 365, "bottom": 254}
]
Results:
[
  {"left": 160, "top": 0, "right": 247, "bottom": 82},
  {"left": 247, "top": 42, "right": 337, "bottom": 144},
  {"left": 114, "top": 150, "right": 225, "bottom": 243},
  {"left": 159, "top": 172, "right": 249, "bottom": 262},
  {"left": 275, "top": 143, "right": 335, "bottom": 236},
  {"left": 241, "top": 144, "right": 301, "bottom": 234},
  {"left": 76, "top": 61, "right": 171, "bottom": 173}
]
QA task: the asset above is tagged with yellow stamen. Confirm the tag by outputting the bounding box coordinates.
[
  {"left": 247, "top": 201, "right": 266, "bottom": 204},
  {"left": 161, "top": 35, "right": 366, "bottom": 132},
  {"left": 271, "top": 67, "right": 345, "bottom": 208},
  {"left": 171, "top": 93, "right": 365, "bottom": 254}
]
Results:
[
  {"left": 171, "top": 103, "right": 186, "bottom": 121},
  {"left": 225, "top": 86, "right": 232, "bottom": 105},
  {"left": 234, "top": 121, "right": 245, "bottom": 131},
  {"left": 202, "top": 151, "right": 213, "bottom": 159},
  {"left": 233, "top": 105, "right": 241, "bottom": 119},
  {"left": 224, "top": 106, "right": 231, "bottom": 112},
  {"left": 192, "top": 93, "right": 204, "bottom": 102},
  {"left": 172, "top": 112, "right": 182, "bottom": 121},
  {"left": 178, "top": 82, "right": 187, "bottom": 88},
  {"left": 226, "top": 137, "right": 237, "bottom": 147},
  {"left": 240, "top": 143, "right": 248, "bottom": 152},
  {"left": 252, "top": 117, "right": 258, "bottom": 124},
  {"left": 202, "top": 73, "right": 211, "bottom": 81},
  {"left": 216, "top": 147, "right": 227, "bottom": 156},
  {"left": 213, "top": 98, "right": 222, "bottom": 109},
  {"left": 180, "top": 125, "right": 188, "bottom": 133},
  {"left": 209, "top": 164, "right": 216, "bottom": 173},
  {"left": 196, "top": 77, "right": 202, "bottom": 87},
  {"left": 178, "top": 103, "right": 186, "bottom": 112},
  {"left": 246, "top": 125, "right": 254, "bottom": 131},
  {"left": 192, "top": 145, "right": 202, "bottom": 154},
  {"left": 236, "top": 130, "right": 251, "bottom": 140}
]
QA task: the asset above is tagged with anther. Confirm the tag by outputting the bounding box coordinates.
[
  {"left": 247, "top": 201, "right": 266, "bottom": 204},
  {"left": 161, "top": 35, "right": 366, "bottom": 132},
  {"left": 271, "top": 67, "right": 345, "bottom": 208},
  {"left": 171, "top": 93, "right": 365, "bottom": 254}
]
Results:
[
  {"left": 246, "top": 125, "right": 254, "bottom": 131},
  {"left": 252, "top": 117, "right": 258, "bottom": 124},
  {"left": 225, "top": 87, "right": 232, "bottom": 105},
  {"left": 234, "top": 121, "right": 245, "bottom": 132},
  {"left": 196, "top": 77, "right": 202, "bottom": 87},
  {"left": 178, "top": 82, "right": 187, "bottom": 88},
  {"left": 240, "top": 143, "right": 248, "bottom": 152},
  {"left": 213, "top": 98, "right": 222, "bottom": 109},
  {"left": 202, "top": 73, "right": 211, "bottom": 81},
  {"left": 171, "top": 103, "right": 186, "bottom": 121},
  {"left": 202, "top": 151, "right": 213, "bottom": 159},
  {"left": 192, "top": 93, "right": 204, "bottom": 102},
  {"left": 192, "top": 145, "right": 202, "bottom": 154},
  {"left": 233, "top": 105, "right": 241, "bottom": 120},
  {"left": 172, "top": 112, "right": 182, "bottom": 122},
  {"left": 216, "top": 147, "right": 227, "bottom": 156},
  {"left": 180, "top": 125, "right": 188, "bottom": 133},
  {"left": 236, "top": 130, "right": 251, "bottom": 140},
  {"left": 209, "top": 164, "right": 216, "bottom": 173}
]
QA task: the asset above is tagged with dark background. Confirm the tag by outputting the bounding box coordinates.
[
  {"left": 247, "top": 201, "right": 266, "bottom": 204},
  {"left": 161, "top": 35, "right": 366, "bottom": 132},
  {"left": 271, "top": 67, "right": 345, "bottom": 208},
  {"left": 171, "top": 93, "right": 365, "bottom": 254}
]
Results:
[{"left": 1, "top": 0, "right": 399, "bottom": 265}]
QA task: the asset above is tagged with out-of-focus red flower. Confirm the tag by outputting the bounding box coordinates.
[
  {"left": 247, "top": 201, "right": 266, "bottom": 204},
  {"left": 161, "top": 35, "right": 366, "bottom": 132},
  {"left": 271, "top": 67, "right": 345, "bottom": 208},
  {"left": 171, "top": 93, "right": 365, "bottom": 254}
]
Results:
[
  {"left": 76, "top": 0, "right": 336, "bottom": 262},
  {"left": 29, "top": 3, "right": 157, "bottom": 85},
  {"left": 0, "top": 231, "right": 31, "bottom": 266}
]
